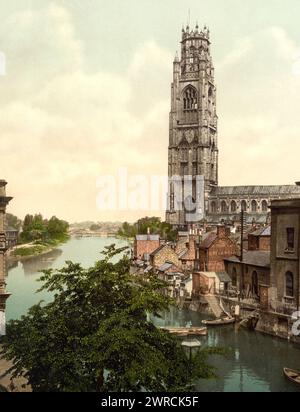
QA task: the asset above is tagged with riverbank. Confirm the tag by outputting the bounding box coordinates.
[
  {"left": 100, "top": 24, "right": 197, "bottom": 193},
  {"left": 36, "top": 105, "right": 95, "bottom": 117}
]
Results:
[{"left": 7, "top": 236, "right": 69, "bottom": 264}]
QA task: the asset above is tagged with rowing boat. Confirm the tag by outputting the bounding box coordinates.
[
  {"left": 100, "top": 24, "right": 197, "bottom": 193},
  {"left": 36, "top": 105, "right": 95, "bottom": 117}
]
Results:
[
  {"left": 202, "top": 317, "right": 235, "bottom": 326},
  {"left": 283, "top": 368, "right": 300, "bottom": 385}
]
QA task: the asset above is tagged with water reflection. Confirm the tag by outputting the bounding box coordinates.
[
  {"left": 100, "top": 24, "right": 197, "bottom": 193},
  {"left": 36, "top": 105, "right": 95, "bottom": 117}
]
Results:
[{"left": 22, "top": 249, "right": 63, "bottom": 276}]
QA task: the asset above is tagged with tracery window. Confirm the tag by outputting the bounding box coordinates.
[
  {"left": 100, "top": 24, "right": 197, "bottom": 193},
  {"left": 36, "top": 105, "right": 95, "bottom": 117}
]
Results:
[{"left": 183, "top": 86, "right": 198, "bottom": 110}]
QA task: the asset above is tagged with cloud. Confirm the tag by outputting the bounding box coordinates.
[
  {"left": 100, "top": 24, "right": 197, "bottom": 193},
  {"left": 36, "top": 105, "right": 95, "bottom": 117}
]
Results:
[
  {"left": 0, "top": 3, "right": 171, "bottom": 221},
  {"left": 1, "top": 5, "right": 300, "bottom": 223},
  {"left": 217, "top": 27, "right": 300, "bottom": 186}
]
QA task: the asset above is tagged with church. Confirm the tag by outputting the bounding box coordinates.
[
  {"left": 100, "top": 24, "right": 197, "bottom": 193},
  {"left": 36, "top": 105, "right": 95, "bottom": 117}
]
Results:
[{"left": 166, "top": 24, "right": 300, "bottom": 229}]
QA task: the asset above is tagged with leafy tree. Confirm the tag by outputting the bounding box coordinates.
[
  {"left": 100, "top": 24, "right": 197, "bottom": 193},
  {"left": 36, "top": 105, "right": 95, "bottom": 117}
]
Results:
[
  {"left": 6, "top": 213, "right": 22, "bottom": 230},
  {"left": 1, "top": 245, "right": 223, "bottom": 392},
  {"left": 20, "top": 214, "right": 69, "bottom": 243},
  {"left": 118, "top": 217, "right": 177, "bottom": 242}
]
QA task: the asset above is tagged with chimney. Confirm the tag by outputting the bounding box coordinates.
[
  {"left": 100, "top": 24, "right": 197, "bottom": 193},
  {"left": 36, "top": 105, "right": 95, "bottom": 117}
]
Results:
[{"left": 217, "top": 225, "right": 226, "bottom": 238}]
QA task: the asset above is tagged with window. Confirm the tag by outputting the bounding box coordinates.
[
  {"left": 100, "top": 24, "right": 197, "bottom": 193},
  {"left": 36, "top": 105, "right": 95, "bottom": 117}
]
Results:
[
  {"left": 241, "top": 200, "right": 247, "bottom": 212},
  {"left": 183, "top": 86, "right": 198, "bottom": 110},
  {"left": 211, "top": 201, "right": 216, "bottom": 213},
  {"left": 221, "top": 201, "right": 227, "bottom": 213},
  {"left": 286, "top": 228, "right": 295, "bottom": 252},
  {"left": 231, "top": 267, "right": 237, "bottom": 287},
  {"left": 252, "top": 271, "right": 259, "bottom": 297},
  {"left": 262, "top": 200, "right": 268, "bottom": 212},
  {"left": 231, "top": 201, "right": 237, "bottom": 213},
  {"left": 251, "top": 200, "right": 257, "bottom": 213},
  {"left": 285, "top": 272, "right": 294, "bottom": 297}
]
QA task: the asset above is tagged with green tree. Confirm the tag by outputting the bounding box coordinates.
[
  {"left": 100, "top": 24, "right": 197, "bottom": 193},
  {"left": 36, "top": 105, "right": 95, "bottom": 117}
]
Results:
[
  {"left": 6, "top": 213, "right": 22, "bottom": 230},
  {"left": 1, "top": 245, "right": 223, "bottom": 392},
  {"left": 47, "top": 216, "right": 69, "bottom": 239}
]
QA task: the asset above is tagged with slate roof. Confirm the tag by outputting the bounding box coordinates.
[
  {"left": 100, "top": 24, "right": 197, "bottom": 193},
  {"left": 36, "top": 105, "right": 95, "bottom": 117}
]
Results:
[
  {"left": 150, "top": 244, "right": 170, "bottom": 257},
  {"left": 210, "top": 185, "right": 300, "bottom": 197},
  {"left": 136, "top": 234, "right": 160, "bottom": 241},
  {"left": 250, "top": 226, "right": 271, "bottom": 237},
  {"left": 199, "top": 232, "right": 217, "bottom": 249},
  {"left": 224, "top": 251, "right": 270, "bottom": 268}
]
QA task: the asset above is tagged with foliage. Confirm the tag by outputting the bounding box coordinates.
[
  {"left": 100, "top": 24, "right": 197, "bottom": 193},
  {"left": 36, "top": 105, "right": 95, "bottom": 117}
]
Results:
[
  {"left": 1, "top": 245, "right": 224, "bottom": 392},
  {"left": 6, "top": 213, "right": 22, "bottom": 230},
  {"left": 118, "top": 217, "right": 177, "bottom": 242},
  {"left": 19, "top": 214, "right": 69, "bottom": 244}
]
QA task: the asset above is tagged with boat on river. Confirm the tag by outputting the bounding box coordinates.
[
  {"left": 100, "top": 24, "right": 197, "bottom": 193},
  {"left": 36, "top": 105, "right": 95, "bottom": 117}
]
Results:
[
  {"left": 283, "top": 368, "right": 300, "bottom": 385},
  {"left": 202, "top": 316, "right": 235, "bottom": 326},
  {"left": 160, "top": 326, "right": 207, "bottom": 337}
]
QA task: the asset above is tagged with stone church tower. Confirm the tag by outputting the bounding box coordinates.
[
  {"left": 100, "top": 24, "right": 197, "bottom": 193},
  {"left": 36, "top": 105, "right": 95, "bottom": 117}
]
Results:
[{"left": 166, "top": 24, "right": 218, "bottom": 228}]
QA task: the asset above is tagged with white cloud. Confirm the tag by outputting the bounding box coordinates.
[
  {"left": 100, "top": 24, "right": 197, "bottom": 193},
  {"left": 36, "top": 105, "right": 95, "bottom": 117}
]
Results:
[{"left": 0, "top": 4, "right": 171, "bottom": 221}]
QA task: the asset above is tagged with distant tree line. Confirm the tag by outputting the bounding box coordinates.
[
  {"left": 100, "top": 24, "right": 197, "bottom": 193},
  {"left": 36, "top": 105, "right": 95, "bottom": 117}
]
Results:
[{"left": 118, "top": 217, "right": 177, "bottom": 242}]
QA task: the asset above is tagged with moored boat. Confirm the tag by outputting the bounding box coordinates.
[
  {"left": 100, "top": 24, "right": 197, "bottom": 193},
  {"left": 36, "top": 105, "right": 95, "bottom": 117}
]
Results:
[
  {"left": 283, "top": 368, "right": 300, "bottom": 385},
  {"left": 202, "top": 317, "right": 235, "bottom": 326}
]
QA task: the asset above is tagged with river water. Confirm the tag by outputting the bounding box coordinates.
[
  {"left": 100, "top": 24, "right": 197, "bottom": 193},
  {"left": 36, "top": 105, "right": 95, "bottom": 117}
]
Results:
[{"left": 6, "top": 237, "right": 300, "bottom": 392}]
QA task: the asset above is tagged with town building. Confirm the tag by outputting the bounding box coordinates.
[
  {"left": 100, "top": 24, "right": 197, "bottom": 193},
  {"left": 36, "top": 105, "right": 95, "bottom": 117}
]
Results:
[
  {"left": 0, "top": 180, "right": 13, "bottom": 336},
  {"left": 248, "top": 226, "right": 271, "bottom": 252},
  {"left": 195, "top": 225, "right": 237, "bottom": 272},
  {"left": 165, "top": 24, "right": 300, "bottom": 228},
  {"left": 254, "top": 198, "right": 300, "bottom": 341},
  {"left": 150, "top": 243, "right": 180, "bottom": 269},
  {"left": 133, "top": 233, "right": 160, "bottom": 261},
  {"left": 6, "top": 227, "right": 19, "bottom": 249},
  {"left": 224, "top": 251, "right": 271, "bottom": 304},
  {"left": 269, "top": 198, "right": 300, "bottom": 314}
]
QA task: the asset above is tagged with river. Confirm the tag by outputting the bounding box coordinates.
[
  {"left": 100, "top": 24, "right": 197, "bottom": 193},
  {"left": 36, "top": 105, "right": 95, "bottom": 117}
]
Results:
[{"left": 6, "top": 237, "right": 300, "bottom": 392}]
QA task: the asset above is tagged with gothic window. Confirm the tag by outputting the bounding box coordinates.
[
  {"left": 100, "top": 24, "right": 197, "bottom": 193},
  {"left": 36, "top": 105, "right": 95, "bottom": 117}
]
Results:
[
  {"left": 251, "top": 200, "right": 257, "bottom": 213},
  {"left": 285, "top": 272, "right": 294, "bottom": 297},
  {"left": 183, "top": 86, "right": 198, "bottom": 111},
  {"left": 230, "top": 201, "right": 237, "bottom": 213},
  {"left": 241, "top": 200, "right": 247, "bottom": 212},
  {"left": 262, "top": 200, "right": 268, "bottom": 212},
  {"left": 211, "top": 201, "right": 216, "bottom": 213},
  {"left": 221, "top": 201, "right": 227, "bottom": 213}
]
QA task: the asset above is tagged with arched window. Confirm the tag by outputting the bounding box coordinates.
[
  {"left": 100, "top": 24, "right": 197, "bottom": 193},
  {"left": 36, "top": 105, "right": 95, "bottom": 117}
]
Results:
[
  {"left": 262, "top": 200, "right": 268, "bottom": 212},
  {"left": 231, "top": 267, "right": 237, "bottom": 287},
  {"left": 286, "top": 272, "right": 294, "bottom": 297},
  {"left": 231, "top": 201, "right": 237, "bottom": 213},
  {"left": 251, "top": 200, "right": 257, "bottom": 213},
  {"left": 183, "top": 86, "right": 198, "bottom": 110},
  {"left": 211, "top": 201, "right": 216, "bottom": 213},
  {"left": 241, "top": 200, "right": 247, "bottom": 212},
  {"left": 221, "top": 201, "right": 227, "bottom": 213},
  {"left": 252, "top": 271, "right": 259, "bottom": 297}
]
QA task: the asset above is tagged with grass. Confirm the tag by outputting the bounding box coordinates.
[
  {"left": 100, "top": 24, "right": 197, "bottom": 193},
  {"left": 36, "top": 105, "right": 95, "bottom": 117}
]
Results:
[{"left": 12, "top": 234, "right": 70, "bottom": 258}]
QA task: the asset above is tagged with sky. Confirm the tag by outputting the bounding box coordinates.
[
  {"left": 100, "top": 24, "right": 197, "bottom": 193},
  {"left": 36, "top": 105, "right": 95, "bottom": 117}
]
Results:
[{"left": 1, "top": 0, "right": 300, "bottom": 222}]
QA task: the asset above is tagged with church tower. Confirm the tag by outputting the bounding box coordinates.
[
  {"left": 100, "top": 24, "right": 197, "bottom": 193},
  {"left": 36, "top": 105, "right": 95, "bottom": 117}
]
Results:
[{"left": 166, "top": 24, "right": 218, "bottom": 228}]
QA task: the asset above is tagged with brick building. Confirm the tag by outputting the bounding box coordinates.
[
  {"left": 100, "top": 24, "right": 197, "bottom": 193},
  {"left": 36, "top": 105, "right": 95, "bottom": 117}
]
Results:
[
  {"left": 195, "top": 226, "right": 237, "bottom": 272},
  {"left": 133, "top": 234, "right": 160, "bottom": 261},
  {"left": 248, "top": 226, "right": 271, "bottom": 251}
]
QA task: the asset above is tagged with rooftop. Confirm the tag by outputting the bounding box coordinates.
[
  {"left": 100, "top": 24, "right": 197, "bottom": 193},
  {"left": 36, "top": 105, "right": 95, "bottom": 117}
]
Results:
[
  {"left": 224, "top": 251, "right": 270, "bottom": 268},
  {"left": 210, "top": 185, "right": 300, "bottom": 197}
]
